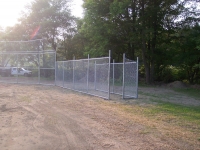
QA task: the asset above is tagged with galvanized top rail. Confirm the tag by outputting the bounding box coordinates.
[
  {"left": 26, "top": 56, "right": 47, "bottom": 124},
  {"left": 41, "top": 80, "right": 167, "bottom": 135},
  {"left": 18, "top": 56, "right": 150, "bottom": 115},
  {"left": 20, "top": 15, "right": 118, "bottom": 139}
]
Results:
[
  {"left": 0, "top": 39, "right": 43, "bottom": 43},
  {"left": 56, "top": 56, "right": 109, "bottom": 62},
  {"left": 111, "top": 62, "right": 137, "bottom": 64},
  {"left": 0, "top": 50, "right": 55, "bottom": 54}
]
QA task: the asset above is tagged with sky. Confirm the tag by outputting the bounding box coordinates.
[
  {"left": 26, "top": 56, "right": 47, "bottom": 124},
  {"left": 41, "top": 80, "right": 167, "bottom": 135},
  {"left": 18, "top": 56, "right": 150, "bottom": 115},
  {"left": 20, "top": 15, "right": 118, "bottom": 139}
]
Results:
[{"left": 0, "top": 0, "right": 83, "bottom": 28}]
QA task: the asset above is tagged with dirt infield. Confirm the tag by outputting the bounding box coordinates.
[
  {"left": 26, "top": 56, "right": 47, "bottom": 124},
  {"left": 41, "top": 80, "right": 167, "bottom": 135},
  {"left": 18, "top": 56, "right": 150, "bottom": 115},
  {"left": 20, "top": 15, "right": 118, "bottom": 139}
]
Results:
[{"left": 0, "top": 84, "right": 199, "bottom": 150}]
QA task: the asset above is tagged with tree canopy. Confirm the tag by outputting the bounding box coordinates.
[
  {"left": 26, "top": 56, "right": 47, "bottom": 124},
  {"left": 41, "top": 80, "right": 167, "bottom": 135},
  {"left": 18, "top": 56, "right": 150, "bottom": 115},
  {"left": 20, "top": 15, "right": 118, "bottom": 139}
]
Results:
[{"left": 0, "top": 0, "right": 199, "bottom": 84}]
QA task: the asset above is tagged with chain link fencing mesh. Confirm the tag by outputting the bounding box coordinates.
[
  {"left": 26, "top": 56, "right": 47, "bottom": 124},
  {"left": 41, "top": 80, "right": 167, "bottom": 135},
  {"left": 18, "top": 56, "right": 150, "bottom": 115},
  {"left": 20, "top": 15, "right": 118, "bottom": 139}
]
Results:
[
  {"left": 110, "top": 63, "right": 123, "bottom": 95},
  {"left": 0, "top": 40, "right": 55, "bottom": 85},
  {"left": 0, "top": 40, "right": 138, "bottom": 100},
  {"left": 110, "top": 56, "right": 138, "bottom": 99},
  {"left": 123, "top": 58, "right": 138, "bottom": 98},
  {"left": 56, "top": 57, "right": 110, "bottom": 99}
]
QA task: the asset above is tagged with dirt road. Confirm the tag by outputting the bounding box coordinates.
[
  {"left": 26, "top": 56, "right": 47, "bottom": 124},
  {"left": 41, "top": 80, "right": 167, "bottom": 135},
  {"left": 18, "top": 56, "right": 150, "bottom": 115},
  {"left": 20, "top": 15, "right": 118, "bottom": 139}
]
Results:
[{"left": 0, "top": 84, "right": 199, "bottom": 150}]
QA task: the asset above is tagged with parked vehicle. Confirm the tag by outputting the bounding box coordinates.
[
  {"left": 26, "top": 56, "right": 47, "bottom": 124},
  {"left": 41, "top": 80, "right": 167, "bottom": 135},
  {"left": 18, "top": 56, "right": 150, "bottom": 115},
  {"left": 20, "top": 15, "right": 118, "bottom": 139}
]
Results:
[{"left": 0, "top": 67, "right": 32, "bottom": 77}]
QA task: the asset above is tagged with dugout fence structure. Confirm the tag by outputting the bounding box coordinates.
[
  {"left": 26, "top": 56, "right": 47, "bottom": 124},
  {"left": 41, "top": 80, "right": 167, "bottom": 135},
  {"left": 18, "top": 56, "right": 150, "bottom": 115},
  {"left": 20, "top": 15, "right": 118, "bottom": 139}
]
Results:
[
  {"left": 0, "top": 40, "right": 138, "bottom": 99},
  {"left": 56, "top": 52, "right": 138, "bottom": 99},
  {"left": 55, "top": 55, "right": 110, "bottom": 99},
  {"left": 0, "top": 39, "right": 56, "bottom": 85}
]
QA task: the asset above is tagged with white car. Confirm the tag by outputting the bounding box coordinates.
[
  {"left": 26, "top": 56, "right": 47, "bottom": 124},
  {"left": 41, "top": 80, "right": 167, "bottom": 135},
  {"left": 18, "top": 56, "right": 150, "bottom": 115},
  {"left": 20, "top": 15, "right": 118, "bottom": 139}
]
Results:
[{"left": 11, "top": 67, "right": 32, "bottom": 77}]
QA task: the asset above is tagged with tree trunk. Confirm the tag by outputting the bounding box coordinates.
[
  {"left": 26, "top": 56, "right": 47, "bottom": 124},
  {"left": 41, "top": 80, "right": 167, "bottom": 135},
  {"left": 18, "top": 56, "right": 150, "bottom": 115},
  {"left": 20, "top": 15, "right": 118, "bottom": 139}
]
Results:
[
  {"left": 142, "top": 33, "right": 150, "bottom": 84},
  {"left": 140, "top": 0, "right": 150, "bottom": 84}
]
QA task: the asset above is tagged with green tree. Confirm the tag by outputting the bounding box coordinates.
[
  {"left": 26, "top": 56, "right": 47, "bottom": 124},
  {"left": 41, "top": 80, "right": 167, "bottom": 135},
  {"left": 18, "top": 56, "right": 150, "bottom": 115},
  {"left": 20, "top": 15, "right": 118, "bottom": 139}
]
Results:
[
  {"left": 18, "top": 0, "right": 76, "bottom": 50},
  {"left": 80, "top": 0, "right": 120, "bottom": 58},
  {"left": 81, "top": 0, "right": 186, "bottom": 83},
  {"left": 173, "top": 24, "right": 200, "bottom": 84}
]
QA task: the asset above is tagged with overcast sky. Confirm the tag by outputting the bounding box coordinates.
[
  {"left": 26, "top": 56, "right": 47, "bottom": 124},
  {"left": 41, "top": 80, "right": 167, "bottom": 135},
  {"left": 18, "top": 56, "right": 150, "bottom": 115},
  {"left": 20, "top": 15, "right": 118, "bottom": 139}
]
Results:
[{"left": 0, "top": 0, "right": 83, "bottom": 28}]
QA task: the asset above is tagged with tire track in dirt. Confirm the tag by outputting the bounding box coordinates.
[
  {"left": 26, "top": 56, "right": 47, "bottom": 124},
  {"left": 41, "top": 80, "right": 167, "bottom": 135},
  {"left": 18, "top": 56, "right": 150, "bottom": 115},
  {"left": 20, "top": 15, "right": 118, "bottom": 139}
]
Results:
[
  {"left": 1, "top": 84, "right": 199, "bottom": 149},
  {"left": 37, "top": 101, "right": 95, "bottom": 149}
]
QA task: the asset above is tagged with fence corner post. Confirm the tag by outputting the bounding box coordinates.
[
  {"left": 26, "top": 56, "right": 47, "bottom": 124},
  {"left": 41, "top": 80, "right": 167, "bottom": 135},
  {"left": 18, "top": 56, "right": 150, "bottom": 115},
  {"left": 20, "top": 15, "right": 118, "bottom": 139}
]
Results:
[
  {"left": 62, "top": 61, "right": 64, "bottom": 88},
  {"left": 17, "top": 53, "right": 19, "bottom": 84},
  {"left": 136, "top": 57, "right": 139, "bottom": 99},
  {"left": 122, "top": 53, "right": 125, "bottom": 99},
  {"left": 73, "top": 56, "right": 75, "bottom": 89},
  {"left": 94, "top": 61, "right": 96, "bottom": 90},
  {"left": 54, "top": 49, "right": 57, "bottom": 86},
  {"left": 87, "top": 54, "right": 89, "bottom": 93},
  {"left": 108, "top": 50, "right": 111, "bottom": 100},
  {"left": 112, "top": 59, "right": 115, "bottom": 93},
  {"left": 38, "top": 51, "right": 41, "bottom": 84}
]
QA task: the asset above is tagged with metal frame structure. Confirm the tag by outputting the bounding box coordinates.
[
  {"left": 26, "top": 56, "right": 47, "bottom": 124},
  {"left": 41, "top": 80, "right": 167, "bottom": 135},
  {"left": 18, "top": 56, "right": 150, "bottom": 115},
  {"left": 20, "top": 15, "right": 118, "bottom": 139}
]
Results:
[
  {"left": 0, "top": 39, "right": 138, "bottom": 99},
  {"left": 0, "top": 39, "right": 56, "bottom": 85},
  {"left": 110, "top": 54, "right": 139, "bottom": 99},
  {"left": 55, "top": 52, "right": 138, "bottom": 99},
  {"left": 55, "top": 52, "right": 111, "bottom": 99},
  {"left": 0, "top": 50, "right": 56, "bottom": 85}
]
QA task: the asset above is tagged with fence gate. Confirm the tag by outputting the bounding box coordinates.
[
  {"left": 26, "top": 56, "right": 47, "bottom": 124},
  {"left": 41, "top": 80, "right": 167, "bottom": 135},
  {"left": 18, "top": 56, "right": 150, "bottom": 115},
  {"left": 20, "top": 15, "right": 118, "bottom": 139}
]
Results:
[
  {"left": 111, "top": 54, "right": 138, "bottom": 99},
  {"left": 123, "top": 55, "right": 138, "bottom": 99}
]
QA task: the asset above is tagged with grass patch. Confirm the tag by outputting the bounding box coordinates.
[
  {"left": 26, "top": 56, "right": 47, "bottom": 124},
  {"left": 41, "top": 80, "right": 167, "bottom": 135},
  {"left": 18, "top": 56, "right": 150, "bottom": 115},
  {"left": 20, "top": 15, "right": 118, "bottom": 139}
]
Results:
[
  {"left": 173, "top": 88, "right": 200, "bottom": 100},
  {"left": 111, "top": 85, "right": 200, "bottom": 143},
  {"left": 120, "top": 99, "right": 200, "bottom": 134},
  {"left": 141, "top": 100, "right": 200, "bottom": 133},
  {"left": 148, "top": 101, "right": 200, "bottom": 121}
]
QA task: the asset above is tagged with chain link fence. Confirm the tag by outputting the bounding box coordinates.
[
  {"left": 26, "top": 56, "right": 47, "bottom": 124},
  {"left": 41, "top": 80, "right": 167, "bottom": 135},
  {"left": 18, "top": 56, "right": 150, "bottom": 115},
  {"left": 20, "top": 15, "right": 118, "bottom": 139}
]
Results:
[
  {"left": 123, "top": 57, "right": 138, "bottom": 98},
  {"left": 110, "top": 62, "right": 123, "bottom": 95},
  {"left": 56, "top": 53, "right": 138, "bottom": 99},
  {"left": 110, "top": 54, "right": 138, "bottom": 99},
  {"left": 0, "top": 39, "right": 56, "bottom": 85},
  {"left": 56, "top": 56, "right": 110, "bottom": 99},
  {"left": 0, "top": 40, "right": 138, "bottom": 99}
]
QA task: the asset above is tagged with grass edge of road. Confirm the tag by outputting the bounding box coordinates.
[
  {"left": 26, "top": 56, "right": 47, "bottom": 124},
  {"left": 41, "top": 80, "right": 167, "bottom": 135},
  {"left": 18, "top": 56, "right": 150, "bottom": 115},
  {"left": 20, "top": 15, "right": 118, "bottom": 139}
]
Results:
[{"left": 101, "top": 87, "right": 200, "bottom": 146}]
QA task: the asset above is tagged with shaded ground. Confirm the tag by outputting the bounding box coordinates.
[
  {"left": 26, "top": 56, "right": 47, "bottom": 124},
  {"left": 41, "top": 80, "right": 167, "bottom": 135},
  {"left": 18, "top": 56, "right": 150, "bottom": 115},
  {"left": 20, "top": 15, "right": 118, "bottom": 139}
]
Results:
[
  {"left": 0, "top": 83, "right": 199, "bottom": 150},
  {"left": 138, "top": 87, "right": 200, "bottom": 106}
]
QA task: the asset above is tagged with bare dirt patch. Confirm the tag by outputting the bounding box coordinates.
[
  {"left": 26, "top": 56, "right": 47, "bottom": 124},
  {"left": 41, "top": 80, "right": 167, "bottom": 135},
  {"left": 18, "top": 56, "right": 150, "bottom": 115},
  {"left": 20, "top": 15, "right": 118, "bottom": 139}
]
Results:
[{"left": 0, "top": 84, "right": 199, "bottom": 150}]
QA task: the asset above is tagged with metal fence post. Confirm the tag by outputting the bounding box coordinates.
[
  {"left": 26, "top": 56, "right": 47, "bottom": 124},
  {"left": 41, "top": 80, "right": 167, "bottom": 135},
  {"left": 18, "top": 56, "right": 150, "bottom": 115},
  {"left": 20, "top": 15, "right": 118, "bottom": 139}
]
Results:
[
  {"left": 108, "top": 50, "right": 111, "bottom": 100},
  {"left": 73, "top": 56, "right": 75, "bottom": 89},
  {"left": 63, "top": 61, "right": 64, "bottom": 88},
  {"left": 122, "top": 53, "right": 125, "bottom": 99},
  {"left": 55, "top": 50, "right": 57, "bottom": 86},
  {"left": 136, "top": 57, "right": 139, "bottom": 98},
  {"left": 87, "top": 54, "right": 89, "bottom": 93},
  {"left": 112, "top": 59, "right": 115, "bottom": 93},
  {"left": 17, "top": 53, "right": 19, "bottom": 84},
  {"left": 94, "top": 61, "right": 96, "bottom": 90},
  {"left": 38, "top": 52, "right": 40, "bottom": 84}
]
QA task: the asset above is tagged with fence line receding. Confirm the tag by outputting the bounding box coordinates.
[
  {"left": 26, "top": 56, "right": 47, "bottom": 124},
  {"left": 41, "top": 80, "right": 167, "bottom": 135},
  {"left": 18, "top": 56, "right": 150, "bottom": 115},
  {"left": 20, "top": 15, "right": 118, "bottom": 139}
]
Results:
[{"left": 0, "top": 39, "right": 138, "bottom": 99}]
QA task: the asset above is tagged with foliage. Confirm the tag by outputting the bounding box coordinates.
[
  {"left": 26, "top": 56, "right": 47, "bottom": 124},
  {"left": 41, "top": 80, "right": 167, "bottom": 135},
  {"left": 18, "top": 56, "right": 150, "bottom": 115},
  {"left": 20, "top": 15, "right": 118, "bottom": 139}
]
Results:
[
  {"left": 0, "top": 0, "right": 200, "bottom": 85},
  {"left": 172, "top": 24, "right": 200, "bottom": 84},
  {"left": 80, "top": 0, "right": 200, "bottom": 84}
]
